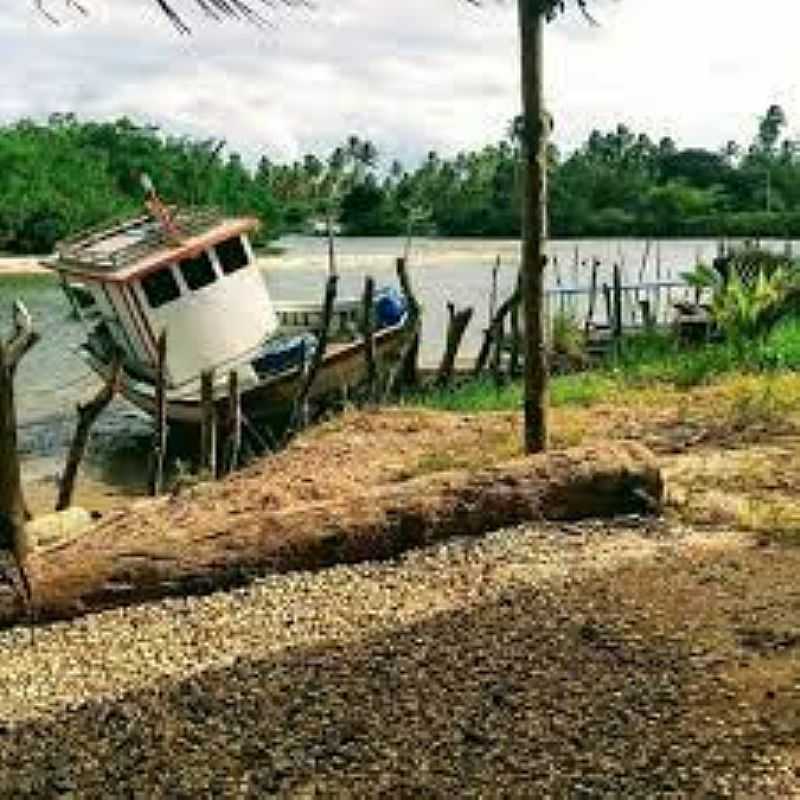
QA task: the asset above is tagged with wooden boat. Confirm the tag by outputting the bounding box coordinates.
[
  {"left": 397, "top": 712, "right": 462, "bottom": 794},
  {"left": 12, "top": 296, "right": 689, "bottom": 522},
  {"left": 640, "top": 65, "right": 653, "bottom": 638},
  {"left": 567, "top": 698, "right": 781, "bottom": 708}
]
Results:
[{"left": 42, "top": 197, "right": 412, "bottom": 425}]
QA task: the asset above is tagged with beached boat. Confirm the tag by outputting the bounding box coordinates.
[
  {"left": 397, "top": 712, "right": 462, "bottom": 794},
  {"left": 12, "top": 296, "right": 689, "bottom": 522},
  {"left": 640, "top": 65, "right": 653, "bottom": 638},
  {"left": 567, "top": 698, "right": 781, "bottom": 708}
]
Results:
[{"left": 42, "top": 200, "right": 411, "bottom": 425}]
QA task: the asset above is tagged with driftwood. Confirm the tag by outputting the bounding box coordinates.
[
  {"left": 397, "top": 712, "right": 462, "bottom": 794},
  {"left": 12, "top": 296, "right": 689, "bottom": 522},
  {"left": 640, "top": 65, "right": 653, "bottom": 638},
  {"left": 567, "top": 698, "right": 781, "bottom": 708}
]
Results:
[
  {"left": 0, "top": 301, "right": 40, "bottom": 616},
  {"left": 287, "top": 274, "right": 339, "bottom": 437},
  {"left": 435, "top": 303, "right": 474, "bottom": 388},
  {"left": 1, "top": 442, "right": 663, "bottom": 628},
  {"left": 56, "top": 357, "right": 122, "bottom": 511}
]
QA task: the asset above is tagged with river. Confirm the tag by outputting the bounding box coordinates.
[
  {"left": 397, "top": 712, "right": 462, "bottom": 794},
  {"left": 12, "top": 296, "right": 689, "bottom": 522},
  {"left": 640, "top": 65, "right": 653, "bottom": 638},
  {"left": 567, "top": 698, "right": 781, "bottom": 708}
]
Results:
[{"left": 0, "top": 235, "right": 783, "bottom": 511}]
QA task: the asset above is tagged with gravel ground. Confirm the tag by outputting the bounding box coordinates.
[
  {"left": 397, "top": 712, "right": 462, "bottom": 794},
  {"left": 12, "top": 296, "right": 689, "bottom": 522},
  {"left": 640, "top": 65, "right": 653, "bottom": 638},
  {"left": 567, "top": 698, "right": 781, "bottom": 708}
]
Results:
[{"left": 0, "top": 515, "right": 798, "bottom": 798}]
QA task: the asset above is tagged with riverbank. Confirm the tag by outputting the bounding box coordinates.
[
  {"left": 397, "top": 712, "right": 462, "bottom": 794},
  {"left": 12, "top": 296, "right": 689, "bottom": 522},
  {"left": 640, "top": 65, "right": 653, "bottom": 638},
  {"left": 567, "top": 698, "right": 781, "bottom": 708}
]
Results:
[{"left": 1, "top": 370, "right": 800, "bottom": 794}]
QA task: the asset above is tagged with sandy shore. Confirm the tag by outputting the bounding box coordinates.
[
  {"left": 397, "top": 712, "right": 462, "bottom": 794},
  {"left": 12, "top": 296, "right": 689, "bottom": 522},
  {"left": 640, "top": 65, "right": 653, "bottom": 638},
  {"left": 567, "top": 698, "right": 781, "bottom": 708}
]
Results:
[{"left": 0, "top": 256, "right": 50, "bottom": 275}]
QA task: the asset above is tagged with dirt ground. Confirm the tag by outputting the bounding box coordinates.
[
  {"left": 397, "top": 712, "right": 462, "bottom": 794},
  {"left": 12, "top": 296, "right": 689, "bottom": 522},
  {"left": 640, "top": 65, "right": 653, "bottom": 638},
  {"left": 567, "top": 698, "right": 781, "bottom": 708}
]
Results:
[{"left": 4, "top": 374, "right": 800, "bottom": 796}]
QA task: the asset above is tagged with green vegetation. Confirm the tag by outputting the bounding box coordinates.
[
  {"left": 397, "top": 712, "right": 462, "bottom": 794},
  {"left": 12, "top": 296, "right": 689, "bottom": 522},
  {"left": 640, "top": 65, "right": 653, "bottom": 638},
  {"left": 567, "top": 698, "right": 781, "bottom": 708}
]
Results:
[
  {"left": 414, "top": 316, "right": 800, "bottom": 415},
  {"left": 4, "top": 104, "right": 800, "bottom": 254}
]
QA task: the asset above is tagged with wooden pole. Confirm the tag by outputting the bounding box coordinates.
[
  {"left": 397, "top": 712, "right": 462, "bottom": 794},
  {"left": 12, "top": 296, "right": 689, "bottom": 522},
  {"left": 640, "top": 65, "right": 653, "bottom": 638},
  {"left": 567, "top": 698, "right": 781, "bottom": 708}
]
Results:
[
  {"left": 361, "top": 276, "right": 377, "bottom": 401},
  {"left": 287, "top": 275, "right": 339, "bottom": 438},
  {"left": 56, "top": 357, "right": 121, "bottom": 512},
  {"left": 518, "top": 0, "right": 548, "bottom": 453},
  {"left": 395, "top": 257, "right": 420, "bottom": 390},
  {"left": 225, "top": 369, "right": 242, "bottom": 474},
  {"left": 509, "top": 298, "right": 521, "bottom": 379},
  {"left": 436, "top": 303, "right": 474, "bottom": 388},
  {"left": 585, "top": 258, "right": 599, "bottom": 336},
  {"left": 200, "top": 370, "right": 216, "bottom": 477},
  {"left": 489, "top": 256, "right": 500, "bottom": 326},
  {"left": 491, "top": 317, "right": 506, "bottom": 387},
  {"left": 149, "top": 331, "right": 167, "bottom": 496},
  {"left": 474, "top": 284, "right": 521, "bottom": 376},
  {"left": 0, "top": 301, "right": 40, "bottom": 616},
  {"left": 612, "top": 263, "right": 623, "bottom": 341}
]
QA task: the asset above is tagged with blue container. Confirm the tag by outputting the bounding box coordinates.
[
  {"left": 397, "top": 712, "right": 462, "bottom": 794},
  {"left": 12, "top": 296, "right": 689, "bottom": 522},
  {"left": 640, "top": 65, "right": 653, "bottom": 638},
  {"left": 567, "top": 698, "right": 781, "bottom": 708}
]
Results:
[{"left": 374, "top": 288, "right": 407, "bottom": 329}]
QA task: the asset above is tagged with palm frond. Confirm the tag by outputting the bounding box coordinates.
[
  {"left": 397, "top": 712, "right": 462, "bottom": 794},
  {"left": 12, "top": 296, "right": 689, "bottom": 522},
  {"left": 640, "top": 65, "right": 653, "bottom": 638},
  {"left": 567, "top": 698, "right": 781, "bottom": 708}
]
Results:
[{"left": 35, "top": 0, "right": 309, "bottom": 33}]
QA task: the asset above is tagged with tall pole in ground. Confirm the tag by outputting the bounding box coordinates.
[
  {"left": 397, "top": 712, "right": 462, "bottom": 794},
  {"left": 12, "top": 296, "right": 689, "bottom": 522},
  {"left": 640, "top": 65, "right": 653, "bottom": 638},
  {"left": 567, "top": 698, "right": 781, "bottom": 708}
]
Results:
[{"left": 519, "top": 0, "right": 549, "bottom": 453}]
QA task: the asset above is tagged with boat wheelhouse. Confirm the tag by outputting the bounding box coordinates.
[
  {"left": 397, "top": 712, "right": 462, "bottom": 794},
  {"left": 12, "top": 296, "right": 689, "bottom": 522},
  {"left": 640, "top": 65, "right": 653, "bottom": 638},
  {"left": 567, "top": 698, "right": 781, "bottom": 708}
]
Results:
[{"left": 44, "top": 206, "right": 411, "bottom": 425}]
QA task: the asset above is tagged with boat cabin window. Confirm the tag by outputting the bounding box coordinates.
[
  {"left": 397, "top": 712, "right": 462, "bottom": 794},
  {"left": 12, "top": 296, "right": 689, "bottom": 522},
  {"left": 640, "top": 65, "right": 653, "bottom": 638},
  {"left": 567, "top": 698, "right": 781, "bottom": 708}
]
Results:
[
  {"left": 141, "top": 267, "right": 181, "bottom": 309},
  {"left": 216, "top": 236, "right": 249, "bottom": 275},
  {"left": 179, "top": 251, "right": 216, "bottom": 291}
]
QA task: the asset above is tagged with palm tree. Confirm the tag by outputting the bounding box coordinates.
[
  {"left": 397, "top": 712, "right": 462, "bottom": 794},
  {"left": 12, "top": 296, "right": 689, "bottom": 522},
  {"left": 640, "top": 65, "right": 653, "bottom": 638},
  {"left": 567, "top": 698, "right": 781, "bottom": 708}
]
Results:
[{"left": 49, "top": 0, "right": 594, "bottom": 453}]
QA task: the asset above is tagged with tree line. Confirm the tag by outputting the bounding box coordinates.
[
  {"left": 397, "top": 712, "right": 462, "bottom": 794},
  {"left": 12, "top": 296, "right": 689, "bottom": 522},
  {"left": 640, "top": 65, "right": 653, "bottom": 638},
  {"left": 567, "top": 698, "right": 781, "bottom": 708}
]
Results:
[{"left": 1, "top": 106, "right": 799, "bottom": 255}]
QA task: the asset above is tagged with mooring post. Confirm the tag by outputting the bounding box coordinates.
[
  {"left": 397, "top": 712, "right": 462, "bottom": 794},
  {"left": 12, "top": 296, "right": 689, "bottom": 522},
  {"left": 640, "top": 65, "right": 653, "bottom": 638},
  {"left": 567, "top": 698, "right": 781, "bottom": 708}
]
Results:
[
  {"left": 226, "top": 369, "right": 241, "bottom": 474},
  {"left": 150, "top": 331, "right": 167, "bottom": 496},
  {"left": 200, "top": 369, "right": 217, "bottom": 478},
  {"left": 612, "top": 263, "right": 623, "bottom": 341},
  {"left": 361, "top": 275, "right": 377, "bottom": 401},
  {"left": 585, "top": 258, "right": 599, "bottom": 336},
  {"left": 396, "top": 257, "right": 420, "bottom": 390},
  {"left": 489, "top": 256, "right": 500, "bottom": 326}
]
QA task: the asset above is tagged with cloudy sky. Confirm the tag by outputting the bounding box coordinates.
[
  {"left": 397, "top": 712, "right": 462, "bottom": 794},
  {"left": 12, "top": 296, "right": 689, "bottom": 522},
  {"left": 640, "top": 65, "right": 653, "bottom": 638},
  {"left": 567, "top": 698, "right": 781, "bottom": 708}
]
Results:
[{"left": 4, "top": 0, "right": 800, "bottom": 167}]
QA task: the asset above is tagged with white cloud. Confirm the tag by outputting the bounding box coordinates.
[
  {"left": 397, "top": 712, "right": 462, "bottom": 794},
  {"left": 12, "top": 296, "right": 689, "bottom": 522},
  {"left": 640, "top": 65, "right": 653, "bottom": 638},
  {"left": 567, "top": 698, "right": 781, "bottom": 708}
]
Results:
[{"left": 3, "top": 0, "right": 800, "bottom": 167}]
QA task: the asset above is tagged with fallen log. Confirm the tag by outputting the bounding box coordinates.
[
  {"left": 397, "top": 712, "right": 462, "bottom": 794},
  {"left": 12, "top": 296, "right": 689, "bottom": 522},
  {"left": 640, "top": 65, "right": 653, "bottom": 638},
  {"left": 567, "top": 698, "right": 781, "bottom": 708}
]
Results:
[{"left": 2, "top": 441, "right": 663, "bottom": 628}]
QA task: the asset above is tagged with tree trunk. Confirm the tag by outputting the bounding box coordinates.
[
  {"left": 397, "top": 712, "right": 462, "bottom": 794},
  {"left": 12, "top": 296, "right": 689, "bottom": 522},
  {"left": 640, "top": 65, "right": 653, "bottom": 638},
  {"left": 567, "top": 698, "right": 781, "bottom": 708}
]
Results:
[
  {"left": 519, "top": 0, "right": 549, "bottom": 453},
  {"left": 2, "top": 442, "right": 663, "bottom": 628},
  {"left": 0, "top": 302, "right": 40, "bottom": 611}
]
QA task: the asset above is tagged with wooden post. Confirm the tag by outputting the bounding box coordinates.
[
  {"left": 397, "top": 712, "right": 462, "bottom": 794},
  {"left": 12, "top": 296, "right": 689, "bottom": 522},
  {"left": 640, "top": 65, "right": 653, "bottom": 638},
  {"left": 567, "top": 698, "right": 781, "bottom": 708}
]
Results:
[
  {"left": 149, "top": 331, "right": 167, "bottom": 496},
  {"left": 435, "top": 303, "right": 474, "bottom": 388},
  {"left": 0, "top": 301, "right": 40, "bottom": 616},
  {"left": 612, "top": 263, "right": 623, "bottom": 341},
  {"left": 509, "top": 297, "right": 521, "bottom": 379},
  {"left": 200, "top": 370, "right": 217, "bottom": 477},
  {"left": 489, "top": 256, "right": 500, "bottom": 326},
  {"left": 518, "top": 0, "right": 548, "bottom": 453},
  {"left": 585, "top": 258, "right": 599, "bottom": 336},
  {"left": 396, "top": 257, "right": 420, "bottom": 390},
  {"left": 474, "top": 282, "right": 521, "bottom": 376},
  {"left": 602, "top": 283, "right": 612, "bottom": 330},
  {"left": 491, "top": 317, "right": 506, "bottom": 387},
  {"left": 287, "top": 274, "right": 339, "bottom": 439},
  {"left": 56, "top": 357, "right": 122, "bottom": 511},
  {"left": 639, "top": 299, "right": 654, "bottom": 331},
  {"left": 361, "top": 276, "right": 377, "bottom": 401},
  {"left": 225, "top": 369, "right": 242, "bottom": 474}
]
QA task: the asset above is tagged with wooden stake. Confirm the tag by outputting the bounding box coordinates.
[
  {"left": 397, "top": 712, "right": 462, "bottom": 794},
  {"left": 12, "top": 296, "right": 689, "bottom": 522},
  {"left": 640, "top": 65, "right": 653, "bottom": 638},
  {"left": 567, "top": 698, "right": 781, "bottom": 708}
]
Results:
[
  {"left": 509, "top": 299, "right": 521, "bottom": 379},
  {"left": 436, "top": 303, "right": 474, "bottom": 388},
  {"left": 612, "top": 263, "right": 623, "bottom": 341},
  {"left": 200, "top": 370, "right": 217, "bottom": 477},
  {"left": 489, "top": 256, "right": 500, "bottom": 326},
  {"left": 149, "top": 331, "right": 167, "bottom": 496},
  {"left": 474, "top": 281, "right": 521, "bottom": 376},
  {"left": 361, "top": 276, "right": 377, "bottom": 401},
  {"left": 287, "top": 275, "right": 339, "bottom": 439},
  {"left": 56, "top": 357, "right": 122, "bottom": 511},
  {"left": 225, "top": 369, "right": 242, "bottom": 474},
  {"left": 396, "top": 257, "right": 420, "bottom": 390}
]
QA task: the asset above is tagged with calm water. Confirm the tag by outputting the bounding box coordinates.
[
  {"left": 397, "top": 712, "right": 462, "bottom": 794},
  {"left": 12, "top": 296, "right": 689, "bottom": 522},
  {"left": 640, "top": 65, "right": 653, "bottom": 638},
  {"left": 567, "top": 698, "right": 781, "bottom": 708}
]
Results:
[{"left": 0, "top": 236, "right": 789, "bottom": 504}]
